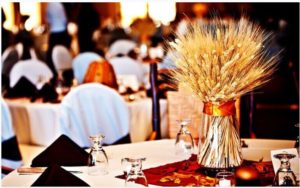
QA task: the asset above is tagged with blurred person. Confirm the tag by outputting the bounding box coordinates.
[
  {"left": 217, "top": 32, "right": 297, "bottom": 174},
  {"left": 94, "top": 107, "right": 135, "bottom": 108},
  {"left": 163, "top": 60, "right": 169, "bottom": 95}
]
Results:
[
  {"left": 15, "top": 15, "right": 35, "bottom": 60},
  {"left": 46, "top": 2, "right": 71, "bottom": 76},
  {"left": 108, "top": 27, "right": 131, "bottom": 46},
  {"left": 77, "top": 3, "right": 99, "bottom": 53},
  {"left": 1, "top": 9, "right": 14, "bottom": 54}
]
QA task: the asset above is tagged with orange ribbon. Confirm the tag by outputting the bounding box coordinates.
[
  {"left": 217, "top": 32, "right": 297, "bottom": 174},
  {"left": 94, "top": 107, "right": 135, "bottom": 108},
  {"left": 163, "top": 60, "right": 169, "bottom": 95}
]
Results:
[{"left": 203, "top": 101, "right": 236, "bottom": 116}]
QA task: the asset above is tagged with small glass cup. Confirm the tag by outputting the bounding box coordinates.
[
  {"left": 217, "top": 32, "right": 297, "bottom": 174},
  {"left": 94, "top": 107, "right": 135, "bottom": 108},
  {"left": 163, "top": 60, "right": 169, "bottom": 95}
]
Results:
[
  {"left": 216, "top": 171, "right": 236, "bottom": 187},
  {"left": 125, "top": 157, "right": 148, "bottom": 187},
  {"left": 121, "top": 158, "right": 131, "bottom": 178},
  {"left": 175, "top": 119, "right": 194, "bottom": 158},
  {"left": 87, "top": 134, "right": 108, "bottom": 175}
]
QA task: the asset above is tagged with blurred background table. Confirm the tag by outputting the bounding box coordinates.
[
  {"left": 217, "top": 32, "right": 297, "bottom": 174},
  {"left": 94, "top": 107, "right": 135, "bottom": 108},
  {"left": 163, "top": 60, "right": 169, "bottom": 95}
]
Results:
[{"left": 5, "top": 96, "right": 168, "bottom": 146}]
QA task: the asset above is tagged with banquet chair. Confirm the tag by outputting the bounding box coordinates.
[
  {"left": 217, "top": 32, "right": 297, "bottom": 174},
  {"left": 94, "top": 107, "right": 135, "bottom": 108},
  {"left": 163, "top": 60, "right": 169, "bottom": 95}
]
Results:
[
  {"left": 1, "top": 46, "right": 19, "bottom": 94},
  {"left": 9, "top": 59, "right": 53, "bottom": 91},
  {"left": 1, "top": 99, "right": 23, "bottom": 176},
  {"left": 107, "top": 39, "right": 136, "bottom": 59},
  {"left": 109, "top": 56, "right": 146, "bottom": 88},
  {"left": 6, "top": 60, "right": 54, "bottom": 99},
  {"left": 72, "top": 52, "right": 103, "bottom": 84},
  {"left": 52, "top": 45, "right": 74, "bottom": 86},
  {"left": 83, "top": 60, "right": 118, "bottom": 90},
  {"left": 52, "top": 45, "right": 73, "bottom": 73},
  {"left": 1, "top": 46, "right": 19, "bottom": 75},
  {"left": 59, "top": 83, "right": 130, "bottom": 148}
]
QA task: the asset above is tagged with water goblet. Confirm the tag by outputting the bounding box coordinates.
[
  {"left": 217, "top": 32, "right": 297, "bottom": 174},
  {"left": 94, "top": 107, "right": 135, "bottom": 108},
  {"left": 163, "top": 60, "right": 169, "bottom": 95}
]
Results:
[
  {"left": 125, "top": 157, "right": 148, "bottom": 187},
  {"left": 273, "top": 152, "right": 297, "bottom": 186},
  {"left": 121, "top": 157, "right": 131, "bottom": 178},
  {"left": 87, "top": 134, "right": 108, "bottom": 175},
  {"left": 175, "top": 119, "right": 195, "bottom": 158}
]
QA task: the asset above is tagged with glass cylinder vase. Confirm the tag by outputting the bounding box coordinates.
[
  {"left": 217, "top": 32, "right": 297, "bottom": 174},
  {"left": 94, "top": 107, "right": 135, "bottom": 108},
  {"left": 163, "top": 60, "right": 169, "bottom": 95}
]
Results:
[{"left": 197, "top": 100, "right": 243, "bottom": 174}]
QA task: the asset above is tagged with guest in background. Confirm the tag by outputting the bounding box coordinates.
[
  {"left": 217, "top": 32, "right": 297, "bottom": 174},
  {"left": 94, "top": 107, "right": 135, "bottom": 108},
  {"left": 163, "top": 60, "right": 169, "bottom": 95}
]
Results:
[
  {"left": 77, "top": 4, "right": 100, "bottom": 53},
  {"left": 46, "top": 2, "right": 71, "bottom": 76},
  {"left": 15, "top": 15, "right": 35, "bottom": 60},
  {"left": 1, "top": 8, "right": 14, "bottom": 54}
]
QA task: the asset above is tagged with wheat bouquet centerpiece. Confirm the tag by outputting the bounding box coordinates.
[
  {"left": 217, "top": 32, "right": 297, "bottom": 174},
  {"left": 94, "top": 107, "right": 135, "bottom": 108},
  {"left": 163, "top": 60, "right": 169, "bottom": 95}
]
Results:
[{"left": 170, "top": 17, "right": 278, "bottom": 171}]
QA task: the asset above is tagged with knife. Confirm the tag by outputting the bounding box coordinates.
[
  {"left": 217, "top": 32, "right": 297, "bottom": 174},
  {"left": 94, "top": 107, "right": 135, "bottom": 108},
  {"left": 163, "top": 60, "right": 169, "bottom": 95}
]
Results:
[{"left": 17, "top": 167, "right": 83, "bottom": 174}]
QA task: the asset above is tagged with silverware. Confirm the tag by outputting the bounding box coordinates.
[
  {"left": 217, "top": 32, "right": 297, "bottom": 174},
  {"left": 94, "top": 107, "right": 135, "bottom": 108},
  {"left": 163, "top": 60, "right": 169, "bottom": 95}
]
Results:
[{"left": 17, "top": 167, "right": 83, "bottom": 174}]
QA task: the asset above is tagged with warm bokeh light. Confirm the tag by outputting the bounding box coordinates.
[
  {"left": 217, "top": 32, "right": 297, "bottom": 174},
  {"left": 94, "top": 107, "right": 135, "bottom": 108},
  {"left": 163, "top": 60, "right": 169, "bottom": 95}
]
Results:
[
  {"left": 20, "top": 2, "right": 41, "bottom": 31},
  {"left": 2, "top": 2, "right": 15, "bottom": 31},
  {"left": 148, "top": 0, "right": 176, "bottom": 25},
  {"left": 120, "top": 1, "right": 147, "bottom": 28}
]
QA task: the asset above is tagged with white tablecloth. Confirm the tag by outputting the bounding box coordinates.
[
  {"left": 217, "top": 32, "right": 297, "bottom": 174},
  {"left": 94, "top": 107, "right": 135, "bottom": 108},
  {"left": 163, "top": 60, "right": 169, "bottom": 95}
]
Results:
[
  {"left": 5, "top": 97, "right": 168, "bottom": 146},
  {"left": 1, "top": 139, "right": 296, "bottom": 187}
]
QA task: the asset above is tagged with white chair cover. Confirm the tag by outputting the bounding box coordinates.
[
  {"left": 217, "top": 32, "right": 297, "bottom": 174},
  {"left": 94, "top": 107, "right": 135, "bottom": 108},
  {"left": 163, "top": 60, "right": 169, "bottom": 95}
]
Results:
[
  {"left": 107, "top": 39, "right": 136, "bottom": 58},
  {"left": 109, "top": 56, "right": 146, "bottom": 87},
  {"left": 1, "top": 99, "right": 23, "bottom": 174},
  {"left": 59, "top": 83, "right": 129, "bottom": 147},
  {"left": 1, "top": 99, "right": 14, "bottom": 142},
  {"left": 116, "top": 74, "right": 139, "bottom": 92},
  {"left": 2, "top": 46, "right": 18, "bottom": 64},
  {"left": 52, "top": 45, "right": 73, "bottom": 71},
  {"left": 72, "top": 52, "right": 102, "bottom": 84},
  {"left": 1, "top": 46, "right": 19, "bottom": 76},
  {"left": 9, "top": 59, "right": 53, "bottom": 90}
]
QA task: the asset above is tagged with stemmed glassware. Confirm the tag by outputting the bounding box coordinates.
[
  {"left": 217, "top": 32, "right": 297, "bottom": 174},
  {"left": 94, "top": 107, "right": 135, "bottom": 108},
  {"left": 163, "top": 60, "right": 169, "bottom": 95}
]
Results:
[
  {"left": 273, "top": 152, "right": 297, "bottom": 186},
  {"left": 87, "top": 134, "right": 108, "bottom": 175},
  {"left": 121, "top": 158, "right": 131, "bottom": 178},
  {"left": 175, "top": 119, "right": 195, "bottom": 158},
  {"left": 124, "top": 157, "right": 148, "bottom": 187}
]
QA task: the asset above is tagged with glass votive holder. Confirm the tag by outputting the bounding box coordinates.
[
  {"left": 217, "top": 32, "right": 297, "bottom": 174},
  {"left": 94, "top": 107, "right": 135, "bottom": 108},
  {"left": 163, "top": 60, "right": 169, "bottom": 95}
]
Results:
[{"left": 216, "top": 171, "right": 236, "bottom": 187}]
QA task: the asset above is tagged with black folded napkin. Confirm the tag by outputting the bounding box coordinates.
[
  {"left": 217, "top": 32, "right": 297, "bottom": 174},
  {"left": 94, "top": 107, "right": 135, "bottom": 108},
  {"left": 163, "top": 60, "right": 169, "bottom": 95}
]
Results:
[
  {"left": 5, "top": 76, "right": 37, "bottom": 98},
  {"left": 2, "top": 136, "right": 22, "bottom": 161},
  {"left": 31, "top": 164, "right": 89, "bottom": 186},
  {"left": 31, "top": 135, "right": 89, "bottom": 167}
]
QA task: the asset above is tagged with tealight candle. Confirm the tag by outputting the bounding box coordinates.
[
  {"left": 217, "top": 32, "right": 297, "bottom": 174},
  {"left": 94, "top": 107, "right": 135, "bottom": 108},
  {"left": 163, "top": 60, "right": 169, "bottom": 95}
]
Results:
[
  {"left": 219, "top": 179, "right": 231, "bottom": 187},
  {"left": 216, "top": 171, "right": 235, "bottom": 187}
]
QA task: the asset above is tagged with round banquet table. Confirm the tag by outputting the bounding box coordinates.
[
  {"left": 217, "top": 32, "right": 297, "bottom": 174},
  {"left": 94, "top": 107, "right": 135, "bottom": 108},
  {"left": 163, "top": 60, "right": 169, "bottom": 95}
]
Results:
[
  {"left": 1, "top": 139, "right": 297, "bottom": 187},
  {"left": 5, "top": 96, "right": 168, "bottom": 146}
]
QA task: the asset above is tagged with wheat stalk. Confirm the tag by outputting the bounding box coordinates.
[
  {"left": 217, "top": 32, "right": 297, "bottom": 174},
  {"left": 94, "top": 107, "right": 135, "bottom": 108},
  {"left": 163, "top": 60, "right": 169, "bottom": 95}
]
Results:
[
  {"left": 170, "top": 17, "right": 279, "bottom": 103},
  {"left": 170, "top": 17, "right": 279, "bottom": 169}
]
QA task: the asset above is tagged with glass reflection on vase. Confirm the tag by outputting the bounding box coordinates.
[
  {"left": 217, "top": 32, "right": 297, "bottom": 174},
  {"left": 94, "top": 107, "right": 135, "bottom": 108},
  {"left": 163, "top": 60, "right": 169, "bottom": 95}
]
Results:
[{"left": 273, "top": 152, "right": 297, "bottom": 186}]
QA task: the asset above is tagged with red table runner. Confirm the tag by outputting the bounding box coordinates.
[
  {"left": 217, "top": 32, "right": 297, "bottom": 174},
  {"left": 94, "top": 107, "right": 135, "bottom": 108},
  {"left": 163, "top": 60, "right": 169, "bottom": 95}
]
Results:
[{"left": 116, "top": 155, "right": 275, "bottom": 186}]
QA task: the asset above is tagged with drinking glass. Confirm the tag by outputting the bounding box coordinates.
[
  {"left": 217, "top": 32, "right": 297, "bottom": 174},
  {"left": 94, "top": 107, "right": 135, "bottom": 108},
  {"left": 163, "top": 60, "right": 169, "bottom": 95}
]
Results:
[
  {"left": 216, "top": 171, "right": 236, "bottom": 187},
  {"left": 87, "top": 134, "right": 108, "bottom": 175},
  {"left": 125, "top": 158, "right": 148, "bottom": 187},
  {"left": 175, "top": 119, "right": 194, "bottom": 157},
  {"left": 121, "top": 158, "right": 131, "bottom": 178},
  {"left": 273, "top": 152, "right": 297, "bottom": 186}
]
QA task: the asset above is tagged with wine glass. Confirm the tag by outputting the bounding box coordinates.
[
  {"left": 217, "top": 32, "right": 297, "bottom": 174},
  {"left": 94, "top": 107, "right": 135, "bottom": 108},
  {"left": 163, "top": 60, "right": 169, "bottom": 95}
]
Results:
[
  {"left": 87, "top": 134, "right": 108, "bottom": 175},
  {"left": 175, "top": 119, "right": 195, "bottom": 158},
  {"left": 273, "top": 152, "right": 297, "bottom": 186},
  {"left": 125, "top": 157, "right": 148, "bottom": 187}
]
